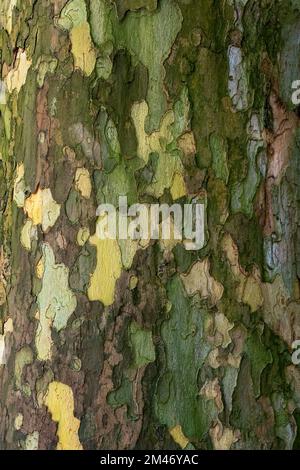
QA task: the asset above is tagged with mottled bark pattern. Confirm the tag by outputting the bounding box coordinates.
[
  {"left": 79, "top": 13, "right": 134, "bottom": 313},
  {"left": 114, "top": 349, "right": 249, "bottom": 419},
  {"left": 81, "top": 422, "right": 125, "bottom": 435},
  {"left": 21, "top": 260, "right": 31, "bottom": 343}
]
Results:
[{"left": 0, "top": 0, "right": 300, "bottom": 450}]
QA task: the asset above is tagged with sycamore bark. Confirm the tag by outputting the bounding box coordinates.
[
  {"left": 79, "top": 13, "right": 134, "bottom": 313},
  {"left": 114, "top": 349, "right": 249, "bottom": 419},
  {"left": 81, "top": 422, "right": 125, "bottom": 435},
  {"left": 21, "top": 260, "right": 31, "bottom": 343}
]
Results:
[{"left": 0, "top": 0, "right": 300, "bottom": 450}]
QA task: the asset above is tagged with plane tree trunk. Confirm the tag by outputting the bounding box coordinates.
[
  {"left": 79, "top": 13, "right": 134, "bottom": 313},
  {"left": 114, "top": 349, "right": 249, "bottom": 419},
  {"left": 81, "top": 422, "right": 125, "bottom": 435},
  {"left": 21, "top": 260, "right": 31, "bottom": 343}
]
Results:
[{"left": 0, "top": 0, "right": 300, "bottom": 450}]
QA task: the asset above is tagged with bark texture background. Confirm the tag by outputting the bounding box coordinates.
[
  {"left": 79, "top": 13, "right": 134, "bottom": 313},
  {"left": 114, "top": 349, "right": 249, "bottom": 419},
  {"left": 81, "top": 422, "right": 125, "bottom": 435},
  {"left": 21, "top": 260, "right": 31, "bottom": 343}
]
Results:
[{"left": 0, "top": 0, "right": 300, "bottom": 450}]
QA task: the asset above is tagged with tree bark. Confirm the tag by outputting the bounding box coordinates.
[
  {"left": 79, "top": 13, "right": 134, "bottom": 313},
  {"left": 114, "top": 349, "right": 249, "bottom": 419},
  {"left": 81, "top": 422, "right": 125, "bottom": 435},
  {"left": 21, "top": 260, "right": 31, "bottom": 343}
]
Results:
[{"left": 0, "top": 0, "right": 300, "bottom": 450}]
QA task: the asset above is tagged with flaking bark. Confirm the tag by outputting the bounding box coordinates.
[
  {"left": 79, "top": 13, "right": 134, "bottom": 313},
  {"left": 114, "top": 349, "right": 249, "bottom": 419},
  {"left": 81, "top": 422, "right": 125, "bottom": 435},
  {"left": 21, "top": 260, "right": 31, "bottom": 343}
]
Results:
[{"left": 0, "top": 0, "right": 300, "bottom": 450}]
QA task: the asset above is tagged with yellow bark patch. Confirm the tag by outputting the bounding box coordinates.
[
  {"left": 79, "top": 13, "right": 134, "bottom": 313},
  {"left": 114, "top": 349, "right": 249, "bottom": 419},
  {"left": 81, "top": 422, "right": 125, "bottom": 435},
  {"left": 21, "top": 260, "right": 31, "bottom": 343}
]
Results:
[
  {"left": 36, "top": 257, "right": 44, "bottom": 279},
  {"left": 75, "top": 167, "right": 92, "bottom": 199},
  {"left": 169, "top": 425, "right": 189, "bottom": 449},
  {"left": 88, "top": 230, "right": 122, "bottom": 307},
  {"left": 131, "top": 101, "right": 185, "bottom": 197},
  {"left": 44, "top": 381, "right": 83, "bottom": 450},
  {"left": 57, "top": 0, "right": 96, "bottom": 77},
  {"left": 181, "top": 259, "right": 224, "bottom": 305},
  {"left": 129, "top": 275, "right": 138, "bottom": 290},
  {"left": 131, "top": 101, "right": 151, "bottom": 164},
  {"left": 24, "top": 188, "right": 61, "bottom": 232},
  {"left": 5, "top": 50, "right": 32, "bottom": 94},
  {"left": 170, "top": 172, "right": 187, "bottom": 200},
  {"left": 77, "top": 227, "right": 90, "bottom": 246},
  {"left": 71, "top": 24, "right": 96, "bottom": 77}
]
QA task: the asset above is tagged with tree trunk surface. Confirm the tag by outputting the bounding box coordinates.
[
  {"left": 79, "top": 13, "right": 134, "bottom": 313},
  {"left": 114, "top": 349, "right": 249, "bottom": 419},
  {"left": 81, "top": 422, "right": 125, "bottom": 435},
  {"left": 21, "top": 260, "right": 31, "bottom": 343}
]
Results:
[{"left": 0, "top": 0, "right": 300, "bottom": 450}]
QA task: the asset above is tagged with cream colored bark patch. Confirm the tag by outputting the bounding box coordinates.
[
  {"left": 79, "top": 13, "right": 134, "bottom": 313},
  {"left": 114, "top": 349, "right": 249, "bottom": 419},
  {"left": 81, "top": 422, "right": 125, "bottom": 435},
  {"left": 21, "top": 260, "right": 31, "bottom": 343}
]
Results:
[
  {"left": 20, "top": 219, "right": 37, "bottom": 251},
  {"left": 14, "top": 413, "right": 23, "bottom": 431},
  {"left": 35, "top": 55, "right": 58, "bottom": 88},
  {"left": 24, "top": 188, "right": 61, "bottom": 232},
  {"left": 0, "top": 280, "right": 6, "bottom": 306},
  {"left": 118, "top": 206, "right": 151, "bottom": 269},
  {"left": 75, "top": 168, "right": 92, "bottom": 199},
  {"left": 222, "top": 233, "right": 264, "bottom": 312},
  {"left": 177, "top": 131, "right": 196, "bottom": 157},
  {"left": 214, "top": 312, "right": 234, "bottom": 348},
  {"left": 15, "top": 346, "right": 33, "bottom": 390},
  {"left": 5, "top": 50, "right": 32, "bottom": 94},
  {"left": 118, "top": 238, "right": 140, "bottom": 270},
  {"left": 24, "top": 431, "right": 39, "bottom": 450},
  {"left": 13, "top": 163, "right": 25, "bottom": 208},
  {"left": 262, "top": 275, "right": 300, "bottom": 347},
  {"left": 0, "top": 0, "right": 17, "bottom": 34},
  {"left": 200, "top": 378, "right": 223, "bottom": 412},
  {"left": 181, "top": 259, "right": 224, "bottom": 305},
  {"left": 210, "top": 420, "right": 239, "bottom": 450},
  {"left": 44, "top": 381, "right": 82, "bottom": 450},
  {"left": 36, "top": 244, "right": 77, "bottom": 361},
  {"left": 0, "top": 318, "right": 13, "bottom": 365}
]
